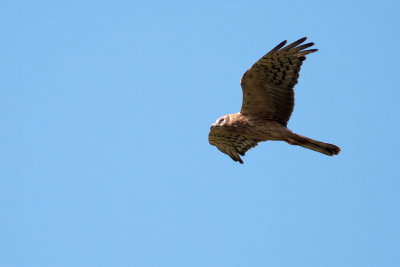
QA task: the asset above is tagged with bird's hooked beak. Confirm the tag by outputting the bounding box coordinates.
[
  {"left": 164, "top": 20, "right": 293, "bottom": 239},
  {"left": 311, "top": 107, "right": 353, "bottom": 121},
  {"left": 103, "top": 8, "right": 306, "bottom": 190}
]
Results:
[{"left": 210, "top": 122, "right": 220, "bottom": 129}]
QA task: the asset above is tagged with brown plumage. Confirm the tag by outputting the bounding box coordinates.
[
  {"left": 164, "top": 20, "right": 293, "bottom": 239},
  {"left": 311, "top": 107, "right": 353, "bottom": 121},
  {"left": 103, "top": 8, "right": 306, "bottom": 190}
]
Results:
[{"left": 208, "top": 37, "right": 340, "bottom": 164}]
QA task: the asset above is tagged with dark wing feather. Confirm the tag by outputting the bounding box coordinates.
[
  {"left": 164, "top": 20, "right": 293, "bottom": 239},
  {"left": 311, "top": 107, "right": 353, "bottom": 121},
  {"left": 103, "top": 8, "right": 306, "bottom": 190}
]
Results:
[
  {"left": 240, "top": 37, "right": 317, "bottom": 126},
  {"left": 208, "top": 128, "right": 259, "bottom": 164}
]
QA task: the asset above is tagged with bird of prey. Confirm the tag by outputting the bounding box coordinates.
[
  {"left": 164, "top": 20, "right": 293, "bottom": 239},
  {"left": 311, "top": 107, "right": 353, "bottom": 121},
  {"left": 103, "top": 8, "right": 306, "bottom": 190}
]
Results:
[{"left": 208, "top": 37, "right": 340, "bottom": 164}]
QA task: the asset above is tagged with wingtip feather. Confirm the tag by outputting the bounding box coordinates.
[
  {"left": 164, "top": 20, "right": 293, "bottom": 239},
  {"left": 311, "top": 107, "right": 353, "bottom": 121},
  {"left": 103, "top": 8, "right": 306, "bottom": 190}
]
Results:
[
  {"left": 267, "top": 40, "right": 287, "bottom": 54},
  {"left": 298, "top": 36, "right": 307, "bottom": 42}
]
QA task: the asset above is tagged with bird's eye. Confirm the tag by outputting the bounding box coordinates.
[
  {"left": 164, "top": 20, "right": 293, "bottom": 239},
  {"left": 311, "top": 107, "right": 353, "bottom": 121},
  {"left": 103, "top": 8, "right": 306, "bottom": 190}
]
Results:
[{"left": 218, "top": 118, "right": 225, "bottom": 124}]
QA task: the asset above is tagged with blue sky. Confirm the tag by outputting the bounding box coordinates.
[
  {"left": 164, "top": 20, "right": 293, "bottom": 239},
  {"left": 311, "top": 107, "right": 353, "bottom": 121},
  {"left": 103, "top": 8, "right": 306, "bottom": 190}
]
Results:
[{"left": 1, "top": 1, "right": 399, "bottom": 266}]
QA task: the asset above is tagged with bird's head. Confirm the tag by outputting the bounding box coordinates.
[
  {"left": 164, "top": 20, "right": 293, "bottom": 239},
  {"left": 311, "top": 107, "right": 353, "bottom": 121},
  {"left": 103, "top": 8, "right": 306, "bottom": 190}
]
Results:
[{"left": 210, "top": 115, "right": 230, "bottom": 129}]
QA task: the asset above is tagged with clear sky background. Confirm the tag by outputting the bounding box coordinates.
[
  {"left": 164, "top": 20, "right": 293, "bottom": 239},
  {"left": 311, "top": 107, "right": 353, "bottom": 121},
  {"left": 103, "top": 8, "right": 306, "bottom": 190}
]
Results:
[{"left": 1, "top": 1, "right": 399, "bottom": 266}]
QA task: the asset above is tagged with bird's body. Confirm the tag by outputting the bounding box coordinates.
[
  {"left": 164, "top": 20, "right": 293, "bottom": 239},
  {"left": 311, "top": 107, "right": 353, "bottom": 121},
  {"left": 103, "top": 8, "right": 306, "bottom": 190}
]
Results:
[{"left": 208, "top": 37, "right": 340, "bottom": 164}]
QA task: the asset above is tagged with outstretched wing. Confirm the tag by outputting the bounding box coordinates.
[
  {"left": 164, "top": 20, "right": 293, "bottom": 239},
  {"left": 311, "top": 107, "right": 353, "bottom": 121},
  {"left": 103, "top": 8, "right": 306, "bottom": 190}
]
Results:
[
  {"left": 240, "top": 37, "right": 317, "bottom": 126},
  {"left": 208, "top": 128, "right": 259, "bottom": 164}
]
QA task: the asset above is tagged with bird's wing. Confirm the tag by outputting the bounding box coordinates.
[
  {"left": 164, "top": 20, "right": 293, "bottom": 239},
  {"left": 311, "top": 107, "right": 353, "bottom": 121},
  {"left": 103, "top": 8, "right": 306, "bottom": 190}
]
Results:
[
  {"left": 240, "top": 37, "right": 317, "bottom": 126},
  {"left": 208, "top": 128, "right": 259, "bottom": 164}
]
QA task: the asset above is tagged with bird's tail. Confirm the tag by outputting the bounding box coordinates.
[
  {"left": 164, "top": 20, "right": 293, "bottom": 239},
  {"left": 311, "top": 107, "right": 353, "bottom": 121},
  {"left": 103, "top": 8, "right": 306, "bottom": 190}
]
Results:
[{"left": 287, "top": 133, "right": 340, "bottom": 156}]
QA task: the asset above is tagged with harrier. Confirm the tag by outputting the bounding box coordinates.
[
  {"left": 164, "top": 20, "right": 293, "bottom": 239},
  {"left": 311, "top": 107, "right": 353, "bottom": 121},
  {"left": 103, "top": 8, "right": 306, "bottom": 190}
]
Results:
[{"left": 209, "top": 37, "right": 340, "bottom": 164}]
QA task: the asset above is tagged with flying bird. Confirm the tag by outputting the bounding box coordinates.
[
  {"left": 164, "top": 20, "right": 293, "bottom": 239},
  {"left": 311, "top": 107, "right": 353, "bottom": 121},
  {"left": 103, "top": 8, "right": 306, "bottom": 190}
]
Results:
[{"left": 208, "top": 37, "right": 340, "bottom": 164}]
